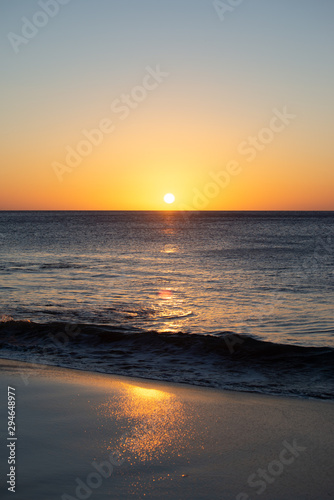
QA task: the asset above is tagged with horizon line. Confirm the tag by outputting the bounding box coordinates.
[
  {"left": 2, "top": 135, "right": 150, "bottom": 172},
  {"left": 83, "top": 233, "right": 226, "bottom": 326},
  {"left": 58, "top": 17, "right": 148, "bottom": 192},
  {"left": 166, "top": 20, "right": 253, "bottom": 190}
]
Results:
[{"left": 1, "top": 209, "right": 333, "bottom": 213}]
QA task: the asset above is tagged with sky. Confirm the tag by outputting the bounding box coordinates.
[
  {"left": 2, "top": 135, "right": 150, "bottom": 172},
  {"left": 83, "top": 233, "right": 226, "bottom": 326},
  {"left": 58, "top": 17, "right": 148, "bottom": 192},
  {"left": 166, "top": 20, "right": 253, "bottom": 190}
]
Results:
[{"left": 1, "top": 0, "right": 334, "bottom": 210}]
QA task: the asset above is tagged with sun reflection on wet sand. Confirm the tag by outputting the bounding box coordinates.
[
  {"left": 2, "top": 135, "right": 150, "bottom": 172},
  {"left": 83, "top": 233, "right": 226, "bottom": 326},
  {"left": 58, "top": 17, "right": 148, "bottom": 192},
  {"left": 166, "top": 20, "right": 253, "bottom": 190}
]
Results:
[
  {"left": 93, "top": 377, "right": 211, "bottom": 499},
  {"left": 98, "top": 380, "right": 194, "bottom": 466},
  {"left": 130, "top": 386, "right": 169, "bottom": 400}
]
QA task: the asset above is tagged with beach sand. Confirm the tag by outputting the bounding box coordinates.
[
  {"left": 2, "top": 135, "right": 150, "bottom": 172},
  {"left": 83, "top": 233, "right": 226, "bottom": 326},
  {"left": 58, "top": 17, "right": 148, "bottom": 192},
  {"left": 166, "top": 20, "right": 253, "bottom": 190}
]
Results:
[{"left": 0, "top": 359, "right": 333, "bottom": 500}]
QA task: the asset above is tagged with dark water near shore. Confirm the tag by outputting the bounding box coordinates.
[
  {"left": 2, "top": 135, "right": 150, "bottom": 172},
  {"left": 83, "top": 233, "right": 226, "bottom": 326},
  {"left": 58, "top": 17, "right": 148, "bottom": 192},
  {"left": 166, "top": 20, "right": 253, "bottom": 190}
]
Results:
[{"left": 0, "top": 211, "right": 333, "bottom": 398}]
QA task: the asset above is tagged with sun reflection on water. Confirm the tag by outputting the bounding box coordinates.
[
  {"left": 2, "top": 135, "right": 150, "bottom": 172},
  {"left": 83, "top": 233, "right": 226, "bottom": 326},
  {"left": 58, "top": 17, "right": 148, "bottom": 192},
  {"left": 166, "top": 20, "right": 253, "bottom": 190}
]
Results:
[
  {"left": 158, "top": 288, "right": 173, "bottom": 300},
  {"left": 161, "top": 244, "right": 179, "bottom": 254}
]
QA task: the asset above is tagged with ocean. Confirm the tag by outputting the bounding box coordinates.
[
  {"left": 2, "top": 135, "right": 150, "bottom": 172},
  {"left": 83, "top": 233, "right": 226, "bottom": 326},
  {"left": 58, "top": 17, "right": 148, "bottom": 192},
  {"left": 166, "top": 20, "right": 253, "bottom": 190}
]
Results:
[{"left": 0, "top": 211, "right": 333, "bottom": 399}]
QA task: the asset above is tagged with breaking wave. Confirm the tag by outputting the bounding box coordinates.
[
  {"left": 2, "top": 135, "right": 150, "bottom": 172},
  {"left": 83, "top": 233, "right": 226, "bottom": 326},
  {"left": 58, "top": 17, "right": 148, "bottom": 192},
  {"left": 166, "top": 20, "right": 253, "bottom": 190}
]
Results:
[{"left": 1, "top": 320, "right": 333, "bottom": 400}]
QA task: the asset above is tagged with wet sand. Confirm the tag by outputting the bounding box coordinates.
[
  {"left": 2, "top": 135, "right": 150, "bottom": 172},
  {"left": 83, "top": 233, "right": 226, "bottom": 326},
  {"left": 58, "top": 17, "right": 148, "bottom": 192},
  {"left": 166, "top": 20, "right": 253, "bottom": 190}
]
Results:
[{"left": 0, "top": 359, "right": 333, "bottom": 499}]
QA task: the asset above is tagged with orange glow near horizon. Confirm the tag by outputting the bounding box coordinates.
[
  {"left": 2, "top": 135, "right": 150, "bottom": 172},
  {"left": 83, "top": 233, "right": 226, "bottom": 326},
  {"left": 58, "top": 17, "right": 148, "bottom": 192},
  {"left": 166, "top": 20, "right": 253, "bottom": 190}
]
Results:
[
  {"left": 1, "top": 117, "right": 333, "bottom": 211},
  {"left": 1, "top": 2, "right": 333, "bottom": 211},
  {"left": 1, "top": 86, "right": 333, "bottom": 211}
]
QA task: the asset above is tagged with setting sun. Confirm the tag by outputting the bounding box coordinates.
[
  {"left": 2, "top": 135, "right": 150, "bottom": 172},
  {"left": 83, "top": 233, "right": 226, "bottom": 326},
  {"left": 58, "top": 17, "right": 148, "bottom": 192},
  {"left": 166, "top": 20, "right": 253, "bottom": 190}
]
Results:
[{"left": 164, "top": 193, "right": 175, "bottom": 204}]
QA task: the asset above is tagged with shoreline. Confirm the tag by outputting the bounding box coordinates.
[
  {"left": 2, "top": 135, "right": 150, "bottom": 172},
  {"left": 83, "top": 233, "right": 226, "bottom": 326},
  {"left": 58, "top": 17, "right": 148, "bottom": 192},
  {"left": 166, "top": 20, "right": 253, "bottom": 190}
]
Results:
[
  {"left": 0, "top": 353, "right": 333, "bottom": 402},
  {"left": 1, "top": 310, "right": 334, "bottom": 401},
  {"left": 1, "top": 358, "right": 334, "bottom": 499},
  {"left": 5, "top": 356, "right": 331, "bottom": 400}
]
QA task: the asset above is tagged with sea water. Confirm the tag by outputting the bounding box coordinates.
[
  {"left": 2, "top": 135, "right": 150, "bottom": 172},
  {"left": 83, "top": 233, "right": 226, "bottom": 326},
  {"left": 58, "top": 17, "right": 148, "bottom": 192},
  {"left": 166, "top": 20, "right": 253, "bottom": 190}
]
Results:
[{"left": 0, "top": 211, "right": 333, "bottom": 398}]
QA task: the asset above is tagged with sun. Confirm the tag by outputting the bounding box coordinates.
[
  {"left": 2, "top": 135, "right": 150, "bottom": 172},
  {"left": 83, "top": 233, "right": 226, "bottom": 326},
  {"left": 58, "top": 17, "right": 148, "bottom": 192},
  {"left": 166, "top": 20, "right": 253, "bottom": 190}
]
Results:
[{"left": 164, "top": 193, "right": 175, "bottom": 204}]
